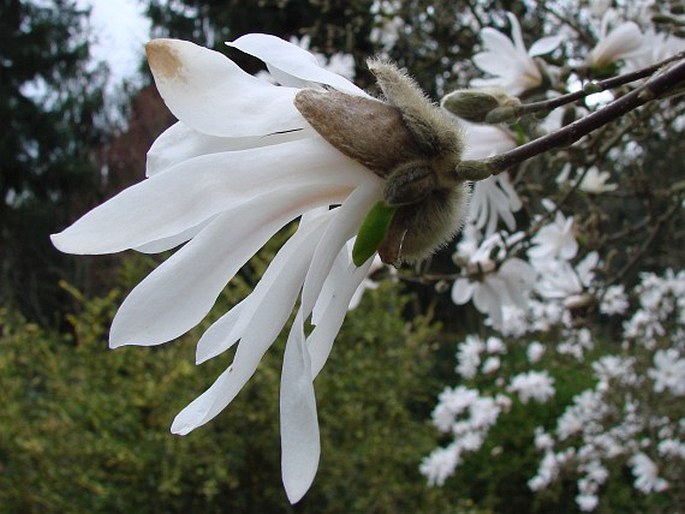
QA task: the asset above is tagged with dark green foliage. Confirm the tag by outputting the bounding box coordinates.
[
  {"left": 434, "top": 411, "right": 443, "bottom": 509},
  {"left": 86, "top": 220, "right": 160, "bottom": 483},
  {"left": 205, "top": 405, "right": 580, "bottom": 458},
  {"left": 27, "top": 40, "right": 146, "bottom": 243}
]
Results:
[
  {"left": 0, "top": 256, "right": 468, "bottom": 513},
  {"left": 0, "top": 0, "right": 107, "bottom": 322}
]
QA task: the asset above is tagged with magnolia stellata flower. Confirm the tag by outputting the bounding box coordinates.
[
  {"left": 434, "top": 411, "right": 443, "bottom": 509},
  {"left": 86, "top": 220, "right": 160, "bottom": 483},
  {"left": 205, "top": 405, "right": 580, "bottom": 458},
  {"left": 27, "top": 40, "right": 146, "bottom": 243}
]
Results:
[
  {"left": 51, "top": 34, "right": 472, "bottom": 502},
  {"left": 471, "top": 12, "right": 562, "bottom": 95},
  {"left": 588, "top": 10, "right": 644, "bottom": 68}
]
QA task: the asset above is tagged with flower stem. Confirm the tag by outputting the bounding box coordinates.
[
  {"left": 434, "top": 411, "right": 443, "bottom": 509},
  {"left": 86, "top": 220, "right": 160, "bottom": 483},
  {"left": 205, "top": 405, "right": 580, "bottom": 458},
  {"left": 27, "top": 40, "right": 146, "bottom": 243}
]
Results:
[{"left": 457, "top": 54, "right": 685, "bottom": 181}]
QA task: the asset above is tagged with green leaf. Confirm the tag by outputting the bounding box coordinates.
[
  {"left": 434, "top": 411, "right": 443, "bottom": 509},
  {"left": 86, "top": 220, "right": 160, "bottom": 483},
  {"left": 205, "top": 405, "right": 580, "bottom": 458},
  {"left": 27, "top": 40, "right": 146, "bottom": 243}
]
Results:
[{"left": 352, "top": 201, "right": 398, "bottom": 266}]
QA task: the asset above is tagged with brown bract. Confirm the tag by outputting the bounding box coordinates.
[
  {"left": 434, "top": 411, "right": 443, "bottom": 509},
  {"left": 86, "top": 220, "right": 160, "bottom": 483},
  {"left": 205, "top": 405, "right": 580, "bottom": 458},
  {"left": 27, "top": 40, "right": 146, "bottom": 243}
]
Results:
[{"left": 294, "top": 60, "right": 470, "bottom": 266}]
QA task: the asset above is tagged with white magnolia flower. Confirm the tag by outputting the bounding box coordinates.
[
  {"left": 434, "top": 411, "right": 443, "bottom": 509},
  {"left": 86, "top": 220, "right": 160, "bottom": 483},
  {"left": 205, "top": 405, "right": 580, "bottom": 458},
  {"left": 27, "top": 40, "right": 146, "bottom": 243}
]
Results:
[
  {"left": 455, "top": 334, "right": 485, "bottom": 379},
  {"left": 557, "top": 165, "right": 618, "bottom": 194},
  {"left": 507, "top": 370, "right": 556, "bottom": 404},
  {"left": 624, "top": 29, "right": 685, "bottom": 72},
  {"left": 528, "top": 211, "right": 578, "bottom": 263},
  {"left": 471, "top": 12, "right": 562, "bottom": 95},
  {"left": 452, "top": 255, "right": 536, "bottom": 330},
  {"left": 648, "top": 349, "right": 685, "bottom": 396},
  {"left": 526, "top": 341, "right": 546, "bottom": 364},
  {"left": 600, "top": 284, "right": 629, "bottom": 315},
  {"left": 468, "top": 172, "right": 522, "bottom": 236},
  {"left": 588, "top": 10, "right": 644, "bottom": 68},
  {"left": 50, "top": 34, "right": 399, "bottom": 503},
  {"left": 629, "top": 452, "right": 669, "bottom": 493}
]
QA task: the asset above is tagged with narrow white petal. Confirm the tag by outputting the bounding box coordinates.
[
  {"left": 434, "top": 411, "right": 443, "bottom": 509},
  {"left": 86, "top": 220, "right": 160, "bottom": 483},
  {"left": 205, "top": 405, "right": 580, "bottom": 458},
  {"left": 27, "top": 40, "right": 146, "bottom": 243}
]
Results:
[
  {"left": 506, "top": 12, "right": 526, "bottom": 53},
  {"left": 109, "top": 185, "right": 343, "bottom": 348},
  {"left": 195, "top": 213, "right": 330, "bottom": 364},
  {"left": 52, "top": 138, "right": 369, "bottom": 255},
  {"left": 301, "top": 182, "right": 382, "bottom": 318},
  {"left": 227, "top": 33, "right": 368, "bottom": 97},
  {"left": 146, "top": 38, "right": 304, "bottom": 137},
  {"left": 309, "top": 247, "right": 373, "bottom": 378},
  {"left": 529, "top": 35, "right": 563, "bottom": 57},
  {"left": 134, "top": 217, "right": 214, "bottom": 254},
  {"left": 280, "top": 310, "right": 320, "bottom": 504},
  {"left": 451, "top": 277, "right": 476, "bottom": 305},
  {"left": 146, "top": 121, "right": 315, "bottom": 177}
]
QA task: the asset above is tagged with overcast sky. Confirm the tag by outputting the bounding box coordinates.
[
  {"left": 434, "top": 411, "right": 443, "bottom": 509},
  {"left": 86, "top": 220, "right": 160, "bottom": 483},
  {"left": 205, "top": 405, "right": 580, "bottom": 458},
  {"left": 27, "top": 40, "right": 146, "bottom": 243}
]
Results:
[{"left": 78, "top": 0, "right": 151, "bottom": 88}]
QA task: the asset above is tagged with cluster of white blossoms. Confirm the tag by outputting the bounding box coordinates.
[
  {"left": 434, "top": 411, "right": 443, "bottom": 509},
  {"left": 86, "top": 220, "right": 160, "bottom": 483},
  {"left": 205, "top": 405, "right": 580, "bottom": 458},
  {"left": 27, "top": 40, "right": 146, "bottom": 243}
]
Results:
[{"left": 421, "top": 3, "right": 685, "bottom": 511}]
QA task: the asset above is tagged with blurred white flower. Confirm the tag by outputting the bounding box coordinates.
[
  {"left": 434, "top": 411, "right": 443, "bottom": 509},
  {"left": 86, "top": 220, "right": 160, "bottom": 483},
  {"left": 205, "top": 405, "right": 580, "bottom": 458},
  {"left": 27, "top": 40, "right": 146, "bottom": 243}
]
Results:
[
  {"left": 455, "top": 335, "right": 485, "bottom": 379},
  {"left": 452, "top": 231, "right": 535, "bottom": 329},
  {"left": 576, "top": 493, "right": 599, "bottom": 512},
  {"left": 559, "top": 165, "right": 619, "bottom": 194},
  {"left": 648, "top": 349, "right": 685, "bottom": 396},
  {"left": 507, "top": 370, "right": 556, "bottom": 404},
  {"left": 420, "top": 444, "right": 461, "bottom": 487},
  {"left": 51, "top": 34, "right": 387, "bottom": 503},
  {"left": 588, "top": 10, "right": 644, "bottom": 68},
  {"left": 528, "top": 211, "right": 578, "bottom": 262},
  {"left": 471, "top": 12, "right": 562, "bottom": 95},
  {"left": 600, "top": 284, "right": 629, "bottom": 315},
  {"left": 623, "top": 29, "right": 685, "bottom": 72},
  {"left": 482, "top": 356, "right": 501, "bottom": 374},
  {"left": 527, "top": 341, "right": 546, "bottom": 363},
  {"left": 468, "top": 172, "right": 522, "bottom": 236},
  {"left": 629, "top": 452, "right": 669, "bottom": 493}
]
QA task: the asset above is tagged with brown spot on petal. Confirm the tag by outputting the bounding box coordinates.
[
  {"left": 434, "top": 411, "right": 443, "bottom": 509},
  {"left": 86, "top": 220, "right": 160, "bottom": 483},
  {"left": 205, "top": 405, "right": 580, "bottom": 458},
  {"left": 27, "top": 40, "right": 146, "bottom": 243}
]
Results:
[{"left": 146, "top": 39, "right": 183, "bottom": 79}]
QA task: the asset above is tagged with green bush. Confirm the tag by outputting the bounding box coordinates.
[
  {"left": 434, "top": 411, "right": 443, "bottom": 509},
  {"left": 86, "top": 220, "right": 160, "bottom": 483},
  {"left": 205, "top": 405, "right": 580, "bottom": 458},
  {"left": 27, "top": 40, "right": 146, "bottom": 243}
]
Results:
[{"left": 0, "top": 254, "right": 470, "bottom": 513}]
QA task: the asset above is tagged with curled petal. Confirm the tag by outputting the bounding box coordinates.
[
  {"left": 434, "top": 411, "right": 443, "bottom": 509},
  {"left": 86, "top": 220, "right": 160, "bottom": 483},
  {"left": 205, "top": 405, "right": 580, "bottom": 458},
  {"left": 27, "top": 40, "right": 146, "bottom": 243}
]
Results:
[
  {"left": 227, "top": 33, "right": 367, "bottom": 97},
  {"left": 146, "top": 38, "right": 304, "bottom": 137}
]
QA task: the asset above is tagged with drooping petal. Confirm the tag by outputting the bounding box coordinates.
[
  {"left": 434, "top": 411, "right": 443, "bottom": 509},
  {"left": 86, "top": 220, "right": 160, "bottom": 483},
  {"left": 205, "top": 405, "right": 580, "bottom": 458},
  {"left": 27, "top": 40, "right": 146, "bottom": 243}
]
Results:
[
  {"left": 280, "top": 310, "right": 320, "bottom": 504},
  {"left": 195, "top": 212, "right": 330, "bottom": 364},
  {"left": 146, "top": 38, "right": 305, "bottom": 137},
  {"left": 52, "top": 138, "right": 369, "bottom": 255},
  {"left": 301, "top": 182, "right": 382, "bottom": 319},
  {"left": 109, "top": 184, "right": 346, "bottom": 348},
  {"left": 309, "top": 245, "right": 373, "bottom": 378},
  {"left": 227, "top": 33, "right": 368, "bottom": 97}
]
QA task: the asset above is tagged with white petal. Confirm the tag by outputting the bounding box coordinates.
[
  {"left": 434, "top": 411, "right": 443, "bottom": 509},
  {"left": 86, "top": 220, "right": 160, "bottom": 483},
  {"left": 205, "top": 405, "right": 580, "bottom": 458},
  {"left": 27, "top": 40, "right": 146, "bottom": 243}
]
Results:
[
  {"left": 227, "top": 33, "right": 367, "bottom": 97},
  {"left": 451, "top": 278, "right": 475, "bottom": 305},
  {"left": 506, "top": 12, "right": 526, "bottom": 53},
  {"left": 109, "top": 184, "right": 344, "bottom": 348},
  {"left": 478, "top": 28, "right": 516, "bottom": 57},
  {"left": 301, "top": 182, "right": 382, "bottom": 319},
  {"left": 52, "top": 138, "right": 369, "bottom": 255},
  {"left": 309, "top": 246, "right": 373, "bottom": 378},
  {"left": 146, "top": 121, "right": 314, "bottom": 177},
  {"left": 195, "top": 212, "right": 329, "bottom": 364},
  {"left": 134, "top": 217, "right": 214, "bottom": 254},
  {"left": 280, "top": 311, "right": 320, "bottom": 504},
  {"left": 146, "top": 38, "right": 305, "bottom": 137},
  {"left": 529, "top": 35, "right": 563, "bottom": 56}
]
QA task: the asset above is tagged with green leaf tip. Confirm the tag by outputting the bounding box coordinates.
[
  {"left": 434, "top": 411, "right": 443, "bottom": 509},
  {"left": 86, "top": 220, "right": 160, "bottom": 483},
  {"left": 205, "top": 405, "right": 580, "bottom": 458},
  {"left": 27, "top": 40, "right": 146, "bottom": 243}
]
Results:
[{"left": 352, "top": 201, "right": 398, "bottom": 266}]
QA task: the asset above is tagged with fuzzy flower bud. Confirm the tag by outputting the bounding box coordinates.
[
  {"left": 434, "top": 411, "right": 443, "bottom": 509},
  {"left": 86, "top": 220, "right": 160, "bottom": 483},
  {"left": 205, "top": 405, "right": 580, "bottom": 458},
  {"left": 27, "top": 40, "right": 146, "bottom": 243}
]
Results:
[{"left": 442, "top": 87, "right": 521, "bottom": 123}]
